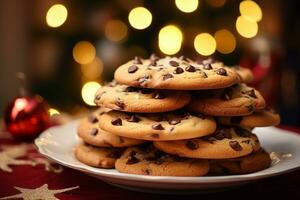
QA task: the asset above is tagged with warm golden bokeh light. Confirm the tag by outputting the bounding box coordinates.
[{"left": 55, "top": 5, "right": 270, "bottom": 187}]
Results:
[
  {"left": 239, "top": 0, "right": 262, "bottom": 22},
  {"left": 214, "top": 29, "right": 236, "bottom": 54},
  {"left": 128, "top": 7, "right": 152, "bottom": 30},
  {"left": 81, "top": 82, "right": 101, "bottom": 106},
  {"left": 46, "top": 4, "right": 68, "bottom": 28},
  {"left": 158, "top": 25, "right": 183, "bottom": 55},
  {"left": 194, "top": 33, "right": 216, "bottom": 56},
  {"left": 206, "top": 0, "right": 226, "bottom": 8},
  {"left": 49, "top": 108, "right": 60, "bottom": 116},
  {"left": 105, "top": 20, "right": 128, "bottom": 42},
  {"left": 236, "top": 16, "right": 258, "bottom": 38},
  {"left": 73, "top": 41, "right": 96, "bottom": 65},
  {"left": 175, "top": 0, "right": 199, "bottom": 13},
  {"left": 81, "top": 57, "right": 103, "bottom": 80}
]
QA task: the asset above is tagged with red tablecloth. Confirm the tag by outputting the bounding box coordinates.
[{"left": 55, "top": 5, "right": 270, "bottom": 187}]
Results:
[{"left": 0, "top": 125, "right": 300, "bottom": 199}]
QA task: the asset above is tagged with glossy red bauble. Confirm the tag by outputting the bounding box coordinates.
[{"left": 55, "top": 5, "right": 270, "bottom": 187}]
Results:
[{"left": 4, "top": 96, "right": 50, "bottom": 138}]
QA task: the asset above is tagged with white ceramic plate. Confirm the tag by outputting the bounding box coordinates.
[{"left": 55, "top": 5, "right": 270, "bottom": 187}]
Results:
[{"left": 35, "top": 121, "right": 300, "bottom": 194}]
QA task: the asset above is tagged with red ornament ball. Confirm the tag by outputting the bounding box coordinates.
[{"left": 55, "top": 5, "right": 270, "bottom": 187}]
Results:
[{"left": 4, "top": 96, "right": 51, "bottom": 138}]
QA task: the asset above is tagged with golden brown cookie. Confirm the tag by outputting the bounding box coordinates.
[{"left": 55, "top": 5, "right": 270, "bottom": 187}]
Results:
[
  {"left": 114, "top": 55, "right": 240, "bottom": 90},
  {"left": 115, "top": 145, "right": 209, "bottom": 176},
  {"left": 188, "top": 83, "right": 266, "bottom": 116},
  {"left": 74, "top": 143, "right": 123, "bottom": 168},
  {"left": 209, "top": 149, "right": 271, "bottom": 174},
  {"left": 77, "top": 112, "right": 144, "bottom": 147},
  {"left": 232, "top": 65, "right": 254, "bottom": 84},
  {"left": 218, "top": 108, "right": 280, "bottom": 128},
  {"left": 154, "top": 126, "right": 261, "bottom": 159},
  {"left": 94, "top": 81, "right": 190, "bottom": 113},
  {"left": 99, "top": 110, "right": 216, "bottom": 141}
]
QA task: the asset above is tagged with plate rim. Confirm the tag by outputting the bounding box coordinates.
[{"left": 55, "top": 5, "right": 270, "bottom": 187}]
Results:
[{"left": 35, "top": 121, "right": 300, "bottom": 184}]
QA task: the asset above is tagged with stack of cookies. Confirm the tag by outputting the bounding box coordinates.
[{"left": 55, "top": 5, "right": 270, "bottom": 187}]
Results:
[{"left": 75, "top": 55, "right": 280, "bottom": 176}]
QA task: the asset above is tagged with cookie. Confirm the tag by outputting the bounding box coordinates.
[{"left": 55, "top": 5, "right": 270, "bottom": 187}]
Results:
[
  {"left": 114, "top": 55, "right": 240, "bottom": 90},
  {"left": 94, "top": 81, "right": 191, "bottom": 113},
  {"left": 209, "top": 149, "right": 271, "bottom": 174},
  {"left": 188, "top": 83, "right": 266, "bottom": 116},
  {"left": 154, "top": 126, "right": 261, "bottom": 159},
  {"left": 77, "top": 112, "right": 144, "bottom": 147},
  {"left": 218, "top": 108, "right": 280, "bottom": 128},
  {"left": 232, "top": 65, "right": 253, "bottom": 84},
  {"left": 115, "top": 145, "right": 209, "bottom": 176},
  {"left": 74, "top": 143, "right": 123, "bottom": 168},
  {"left": 99, "top": 110, "right": 216, "bottom": 141}
]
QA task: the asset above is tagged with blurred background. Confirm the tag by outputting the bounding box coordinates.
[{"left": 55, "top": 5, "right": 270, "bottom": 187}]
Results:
[{"left": 0, "top": 0, "right": 299, "bottom": 126}]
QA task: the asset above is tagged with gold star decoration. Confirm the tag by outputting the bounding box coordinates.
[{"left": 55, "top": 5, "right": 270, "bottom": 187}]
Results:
[
  {"left": 0, "top": 184, "right": 79, "bottom": 200},
  {"left": 0, "top": 144, "right": 63, "bottom": 173}
]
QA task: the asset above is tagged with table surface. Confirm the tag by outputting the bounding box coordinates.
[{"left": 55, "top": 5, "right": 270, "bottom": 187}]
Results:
[{"left": 0, "top": 124, "right": 300, "bottom": 200}]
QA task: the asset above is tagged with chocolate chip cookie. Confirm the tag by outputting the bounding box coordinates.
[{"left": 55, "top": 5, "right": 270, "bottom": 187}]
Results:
[
  {"left": 77, "top": 111, "right": 144, "bottom": 147},
  {"left": 94, "top": 81, "right": 191, "bottom": 113},
  {"left": 114, "top": 55, "right": 240, "bottom": 90},
  {"left": 218, "top": 108, "right": 280, "bottom": 128},
  {"left": 209, "top": 149, "right": 271, "bottom": 174},
  {"left": 188, "top": 83, "right": 266, "bottom": 116},
  {"left": 74, "top": 143, "right": 123, "bottom": 168},
  {"left": 99, "top": 110, "right": 216, "bottom": 141},
  {"left": 115, "top": 145, "right": 209, "bottom": 176},
  {"left": 154, "top": 126, "right": 261, "bottom": 159}
]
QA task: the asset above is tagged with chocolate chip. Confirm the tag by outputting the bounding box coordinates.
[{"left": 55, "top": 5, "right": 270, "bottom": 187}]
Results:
[
  {"left": 126, "top": 154, "right": 140, "bottom": 164},
  {"left": 152, "top": 123, "right": 164, "bottom": 130},
  {"left": 90, "top": 128, "right": 98, "bottom": 136},
  {"left": 186, "top": 140, "right": 199, "bottom": 150},
  {"left": 94, "top": 91, "right": 106, "bottom": 103},
  {"left": 168, "top": 118, "right": 181, "bottom": 125},
  {"left": 203, "top": 64, "right": 213, "bottom": 70},
  {"left": 246, "top": 105, "right": 254, "bottom": 112},
  {"left": 115, "top": 98, "right": 125, "bottom": 110},
  {"left": 162, "top": 73, "right": 174, "bottom": 80},
  {"left": 111, "top": 118, "right": 122, "bottom": 126},
  {"left": 243, "top": 89, "right": 257, "bottom": 98},
  {"left": 153, "top": 92, "right": 165, "bottom": 99},
  {"left": 173, "top": 67, "right": 184, "bottom": 74},
  {"left": 88, "top": 115, "right": 98, "bottom": 123},
  {"left": 137, "top": 75, "right": 151, "bottom": 85},
  {"left": 140, "top": 88, "right": 153, "bottom": 94},
  {"left": 126, "top": 114, "right": 140, "bottom": 123},
  {"left": 133, "top": 56, "right": 142, "bottom": 64},
  {"left": 234, "top": 127, "right": 251, "bottom": 137},
  {"left": 169, "top": 60, "right": 179, "bottom": 67},
  {"left": 185, "top": 65, "right": 196, "bottom": 72},
  {"left": 202, "top": 71, "right": 208, "bottom": 78},
  {"left": 151, "top": 133, "right": 160, "bottom": 138},
  {"left": 106, "top": 150, "right": 122, "bottom": 158},
  {"left": 215, "top": 128, "right": 232, "bottom": 140},
  {"left": 216, "top": 68, "right": 227, "bottom": 76},
  {"left": 125, "top": 87, "right": 138, "bottom": 92},
  {"left": 230, "top": 116, "right": 243, "bottom": 124},
  {"left": 229, "top": 141, "right": 242, "bottom": 151},
  {"left": 128, "top": 65, "right": 138, "bottom": 73},
  {"left": 170, "top": 127, "right": 174, "bottom": 132}
]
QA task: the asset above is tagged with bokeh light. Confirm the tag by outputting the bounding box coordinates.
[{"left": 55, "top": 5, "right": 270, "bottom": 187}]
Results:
[
  {"left": 236, "top": 16, "right": 258, "bottom": 38},
  {"left": 73, "top": 41, "right": 96, "bottom": 65},
  {"left": 158, "top": 25, "right": 183, "bottom": 55},
  {"left": 239, "top": 0, "right": 262, "bottom": 22},
  {"left": 81, "top": 57, "right": 103, "bottom": 80},
  {"left": 214, "top": 29, "right": 236, "bottom": 54},
  {"left": 128, "top": 7, "right": 152, "bottom": 30},
  {"left": 175, "top": 0, "right": 199, "bottom": 13},
  {"left": 49, "top": 108, "right": 60, "bottom": 116},
  {"left": 81, "top": 82, "right": 101, "bottom": 106},
  {"left": 194, "top": 33, "right": 216, "bottom": 56},
  {"left": 206, "top": 0, "right": 226, "bottom": 7},
  {"left": 46, "top": 4, "right": 68, "bottom": 28},
  {"left": 105, "top": 20, "right": 128, "bottom": 42}
]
